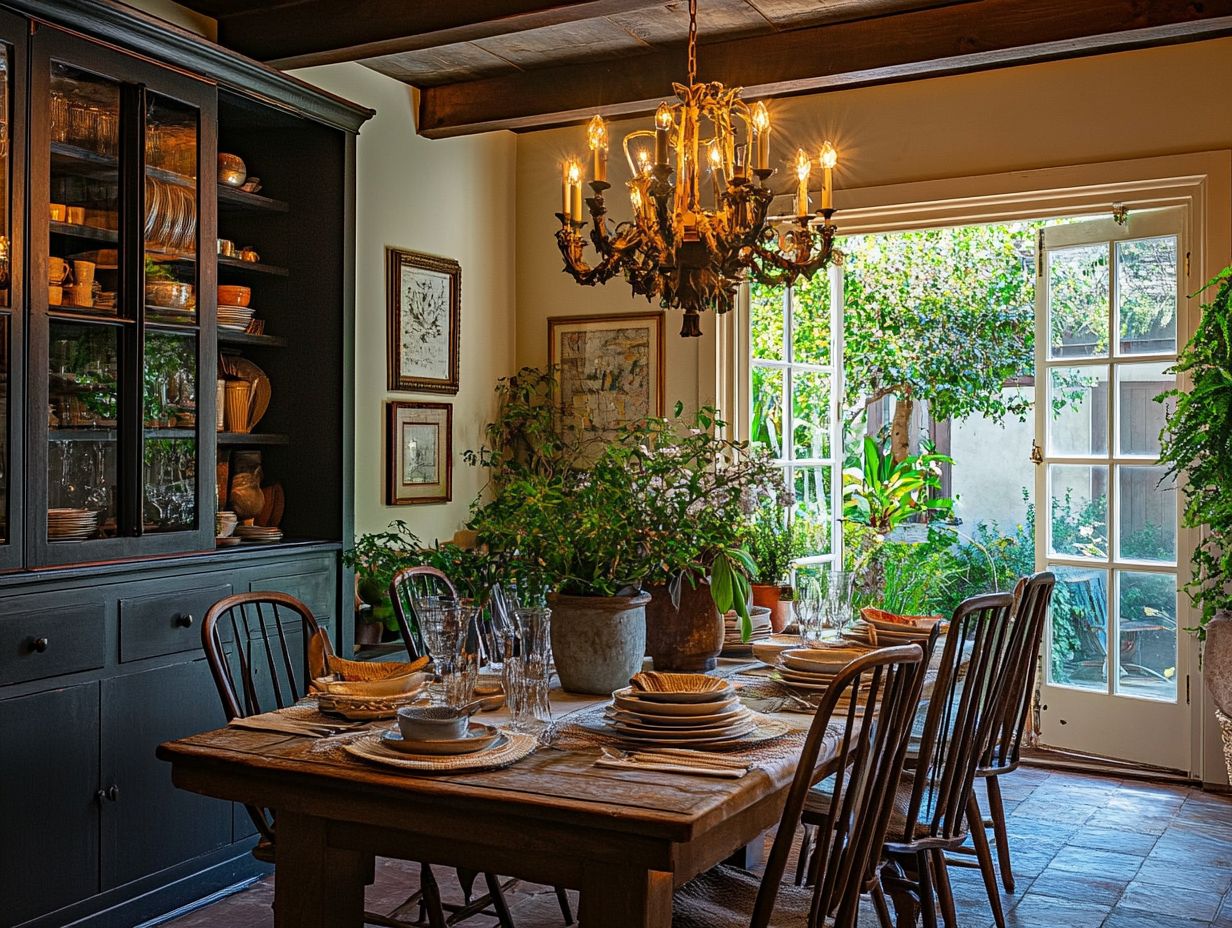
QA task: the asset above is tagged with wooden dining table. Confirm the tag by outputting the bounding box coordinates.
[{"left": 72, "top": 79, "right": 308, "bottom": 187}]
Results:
[{"left": 157, "top": 674, "right": 836, "bottom": 928}]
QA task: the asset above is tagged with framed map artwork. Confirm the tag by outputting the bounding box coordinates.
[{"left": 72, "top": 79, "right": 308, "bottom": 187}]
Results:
[
  {"left": 548, "top": 312, "right": 664, "bottom": 434},
  {"left": 385, "top": 401, "right": 452, "bottom": 505},
  {"left": 386, "top": 247, "right": 461, "bottom": 394}
]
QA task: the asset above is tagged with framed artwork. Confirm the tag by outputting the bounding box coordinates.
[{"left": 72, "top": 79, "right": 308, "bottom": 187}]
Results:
[
  {"left": 386, "top": 247, "right": 461, "bottom": 394},
  {"left": 548, "top": 312, "right": 664, "bottom": 434},
  {"left": 385, "top": 401, "right": 452, "bottom": 505}
]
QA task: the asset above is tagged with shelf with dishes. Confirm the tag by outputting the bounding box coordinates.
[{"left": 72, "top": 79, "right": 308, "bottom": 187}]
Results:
[{"left": 218, "top": 330, "right": 286, "bottom": 349}]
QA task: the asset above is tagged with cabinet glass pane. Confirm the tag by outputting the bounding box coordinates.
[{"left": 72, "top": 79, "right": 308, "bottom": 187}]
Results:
[
  {"left": 1115, "top": 570, "right": 1177, "bottom": 701},
  {"left": 0, "top": 317, "right": 7, "bottom": 543},
  {"left": 1048, "top": 565, "right": 1108, "bottom": 691},
  {"left": 1048, "top": 463, "right": 1108, "bottom": 559},
  {"left": 1115, "top": 362, "right": 1174, "bottom": 458},
  {"left": 143, "top": 331, "right": 196, "bottom": 532},
  {"left": 144, "top": 93, "right": 198, "bottom": 324},
  {"left": 1048, "top": 244, "right": 1109, "bottom": 359},
  {"left": 1047, "top": 365, "right": 1108, "bottom": 456},
  {"left": 48, "top": 321, "right": 118, "bottom": 540},
  {"left": 0, "top": 48, "right": 11, "bottom": 309},
  {"left": 1116, "top": 236, "right": 1177, "bottom": 355},
  {"left": 49, "top": 63, "right": 120, "bottom": 318}
]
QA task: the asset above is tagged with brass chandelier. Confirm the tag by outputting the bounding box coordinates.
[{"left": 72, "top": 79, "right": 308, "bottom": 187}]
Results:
[{"left": 554, "top": 0, "right": 841, "bottom": 337}]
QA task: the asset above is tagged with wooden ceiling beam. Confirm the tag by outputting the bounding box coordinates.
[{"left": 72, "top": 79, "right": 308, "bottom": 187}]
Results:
[
  {"left": 213, "top": 0, "right": 665, "bottom": 68},
  {"left": 417, "top": 0, "right": 1232, "bottom": 137}
]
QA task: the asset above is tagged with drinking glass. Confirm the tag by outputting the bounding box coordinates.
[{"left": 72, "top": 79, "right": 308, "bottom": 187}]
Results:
[
  {"left": 504, "top": 606, "right": 552, "bottom": 733},
  {"left": 416, "top": 596, "right": 475, "bottom": 708},
  {"left": 817, "top": 569, "right": 856, "bottom": 637}
]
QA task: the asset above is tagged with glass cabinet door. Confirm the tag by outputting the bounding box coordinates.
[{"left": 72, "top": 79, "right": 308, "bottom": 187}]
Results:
[
  {"left": 0, "top": 16, "right": 21, "bottom": 570},
  {"left": 31, "top": 29, "right": 215, "bottom": 565}
]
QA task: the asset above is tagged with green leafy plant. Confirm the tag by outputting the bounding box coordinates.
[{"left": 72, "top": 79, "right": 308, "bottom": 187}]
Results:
[
  {"left": 342, "top": 521, "right": 423, "bottom": 630},
  {"left": 742, "top": 502, "right": 808, "bottom": 586},
  {"left": 1157, "top": 267, "right": 1232, "bottom": 635},
  {"left": 843, "top": 436, "right": 954, "bottom": 535}
]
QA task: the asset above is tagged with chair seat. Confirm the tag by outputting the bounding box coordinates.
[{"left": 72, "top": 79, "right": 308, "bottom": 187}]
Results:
[
  {"left": 674, "top": 865, "right": 835, "bottom": 928},
  {"left": 802, "top": 771, "right": 968, "bottom": 845}
]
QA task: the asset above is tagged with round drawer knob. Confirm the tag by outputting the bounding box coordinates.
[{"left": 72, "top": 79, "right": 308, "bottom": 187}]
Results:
[
  {"left": 175, "top": 613, "right": 194, "bottom": 628},
  {"left": 30, "top": 637, "right": 49, "bottom": 653}
]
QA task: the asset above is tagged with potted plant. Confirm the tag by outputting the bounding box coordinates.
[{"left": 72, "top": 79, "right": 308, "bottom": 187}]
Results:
[
  {"left": 742, "top": 502, "right": 810, "bottom": 632},
  {"left": 624, "top": 405, "right": 788, "bottom": 670},
  {"left": 342, "top": 521, "right": 423, "bottom": 646},
  {"left": 1156, "top": 267, "right": 1232, "bottom": 779}
]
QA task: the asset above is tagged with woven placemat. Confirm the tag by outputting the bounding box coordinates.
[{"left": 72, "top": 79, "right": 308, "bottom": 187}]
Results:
[{"left": 343, "top": 730, "right": 538, "bottom": 773}]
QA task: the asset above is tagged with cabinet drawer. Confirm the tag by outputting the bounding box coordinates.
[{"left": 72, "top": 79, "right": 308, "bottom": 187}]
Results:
[
  {"left": 119, "top": 584, "right": 234, "bottom": 662},
  {"left": 248, "top": 568, "right": 334, "bottom": 620},
  {"left": 0, "top": 604, "right": 106, "bottom": 685}
]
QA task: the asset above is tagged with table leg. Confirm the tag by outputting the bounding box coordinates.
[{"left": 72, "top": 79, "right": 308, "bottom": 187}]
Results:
[
  {"left": 578, "top": 866, "right": 672, "bottom": 928},
  {"left": 724, "top": 831, "right": 768, "bottom": 870},
  {"left": 274, "top": 812, "right": 368, "bottom": 928}
]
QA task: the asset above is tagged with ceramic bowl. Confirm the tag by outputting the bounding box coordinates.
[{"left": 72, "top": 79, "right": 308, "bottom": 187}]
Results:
[
  {"left": 217, "top": 285, "right": 251, "bottom": 307},
  {"left": 218, "top": 153, "right": 247, "bottom": 187},
  {"left": 397, "top": 705, "right": 468, "bottom": 741},
  {"left": 145, "top": 280, "right": 193, "bottom": 309}
]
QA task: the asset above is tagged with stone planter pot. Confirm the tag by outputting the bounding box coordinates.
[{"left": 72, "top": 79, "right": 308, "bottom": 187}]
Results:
[
  {"left": 548, "top": 591, "right": 651, "bottom": 694},
  {"left": 645, "top": 581, "right": 724, "bottom": 672},
  {"left": 752, "top": 583, "right": 793, "bottom": 633},
  {"left": 1205, "top": 612, "right": 1232, "bottom": 783},
  {"left": 354, "top": 620, "right": 383, "bottom": 647}
]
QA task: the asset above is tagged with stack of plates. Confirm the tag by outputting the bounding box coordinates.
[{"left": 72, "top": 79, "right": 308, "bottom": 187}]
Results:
[
  {"left": 771, "top": 647, "right": 874, "bottom": 700},
  {"left": 721, "top": 606, "right": 772, "bottom": 655},
  {"left": 218, "top": 305, "right": 256, "bottom": 331},
  {"left": 235, "top": 524, "right": 283, "bottom": 544},
  {"left": 48, "top": 508, "right": 100, "bottom": 541},
  {"left": 845, "top": 609, "right": 945, "bottom": 646},
  {"left": 606, "top": 673, "right": 759, "bottom": 748}
]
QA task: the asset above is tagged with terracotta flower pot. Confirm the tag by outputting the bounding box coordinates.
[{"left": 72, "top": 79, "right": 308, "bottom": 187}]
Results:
[
  {"left": 548, "top": 591, "right": 651, "bottom": 694},
  {"left": 644, "top": 581, "right": 724, "bottom": 672},
  {"left": 752, "top": 583, "right": 793, "bottom": 633},
  {"left": 354, "top": 620, "right": 383, "bottom": 646}
]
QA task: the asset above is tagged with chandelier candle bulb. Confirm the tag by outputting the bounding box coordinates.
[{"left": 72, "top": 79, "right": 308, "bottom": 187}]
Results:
[
  {"left": 794, "top": 148, "right": 811, "bottom": 217},
  {"left": 654, "top": 102, "right": 672, "bottom": 168},
  {"left": 752, "top": 102, "right": 770, "bottom": 170},
  {"left": 588, "top": 116, "right": 609, "bottom": 184},
  {"left": 561, "top": 161, "right": 571, "bottom": 220},
  {"left": 819, "top": 141, "right": 837, "bottom": 211}
]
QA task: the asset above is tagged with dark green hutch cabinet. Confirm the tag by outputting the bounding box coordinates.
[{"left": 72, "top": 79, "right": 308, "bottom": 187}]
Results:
[{"left": 0, "top": 2, "right": 369, "bottom": 925}]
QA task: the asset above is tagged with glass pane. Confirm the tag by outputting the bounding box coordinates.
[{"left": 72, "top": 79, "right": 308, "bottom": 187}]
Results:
[
  {"left": 1048, "top": 565, "right": 1108, "bottom": 691},
  {"left": 1049, "top": 463, "right": 1108, "bottom": 559},
  {"left": 143, "top": 332, "right": 197, "bottom": 533},
  {"left": 0, "top": 48, "right": 10, "bottom": 309},
  {"left": 1117, "top": 465, "right": 1176, "bottom": 564},
  {"left": 790, "top": 275, "right": 830, "bottom": 366},
  {"left": 792, "top": 466, "right": 832, "bottom": 556},
  {"left": 1115, "top": 570, "right": 1177, "bottom": 701},
  {"left": 48, "top": 321, "right": 119, "bottom": 540},
  {"left": 49, "top": 63, "right": 120, "bottom": 319},
  {"left": 1047, "top": 365, "right": 1108, "bottom": 456},
  {"left": 751, "top": 365, "right": 784, "bottom": 459},
  {"left": 791, "top": 370, "right": 830, "bottom": 461},
  {"left": 1116, "top": 236, "right": 1177, "bottom": 355},
  {"left": 0, "top": 317, "right": 7, "bottom": 543},
  {"left": 144, "top": 93, "right": 199, "bottom": 325},
  {"left": 750, "top": 282, "right": 784, "bottom": 362},
  {"left": 1115, "top": 362, "right": 1174, "bottom": 457},
  {"left": 1049, "top": 244, "right": 1109, "bottom": 359}
]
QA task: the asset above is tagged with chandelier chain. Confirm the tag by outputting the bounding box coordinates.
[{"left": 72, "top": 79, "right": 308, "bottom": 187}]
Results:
[{"left": 687, "top": 0, "right": 698, "bottom": 86}]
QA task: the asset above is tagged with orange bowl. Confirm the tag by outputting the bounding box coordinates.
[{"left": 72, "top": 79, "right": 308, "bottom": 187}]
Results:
[{"left": 217, "top": 284, "right": 251, "bottom": 307}]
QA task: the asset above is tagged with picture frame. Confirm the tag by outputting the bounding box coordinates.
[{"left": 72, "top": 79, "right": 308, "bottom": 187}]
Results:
[
  {"left": 385, "top": 401, "right": 452, "bottom": 505},
  {"left": 386, "top": 247, "right": 461, "bottom": 394},
  {"left": 548, "top": 311, "right": 665, "bottom": 435}
]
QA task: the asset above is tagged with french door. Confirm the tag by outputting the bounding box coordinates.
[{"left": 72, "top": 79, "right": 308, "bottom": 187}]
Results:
[{"left": 1034, "top": 206, "right": 1191, "bottom": 772}]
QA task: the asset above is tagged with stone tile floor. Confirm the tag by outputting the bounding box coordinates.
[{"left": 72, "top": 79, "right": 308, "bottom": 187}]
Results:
[{"left": 163, "top": 767, "right": 1232, "bottom": 928}]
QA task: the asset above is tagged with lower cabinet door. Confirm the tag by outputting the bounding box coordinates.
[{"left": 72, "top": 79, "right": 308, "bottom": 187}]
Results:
[
  {"left": 0, "top": 683, "right": 101, "bottom": 927},
  {"left": 100, "top": 660, "right": 232, "bottom": 890}
]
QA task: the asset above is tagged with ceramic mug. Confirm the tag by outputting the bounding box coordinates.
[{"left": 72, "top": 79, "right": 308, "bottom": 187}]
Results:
[
  {"left": 224, "top": 380, "right": 252, "bottom": 433},
  {"left": 49, "top": 203, "right": 66, "bottom": 222},
  {"left": 73, "top": 260, "right": 96, "bottom": 287},
  {"left": 66, "top": 206, "right": 85, "bottom": 224},
  {"left": 48, "top": 285, "right": 63, "bottom": 306},
  {"left": 217, "top": 238, "right": 235, "bottom": 257},
  {"left": 48, "top": 257, "right": 70, "bottom": 284},
  {"left": 70, "top": 284, "right": 93, "bottom": 307}
]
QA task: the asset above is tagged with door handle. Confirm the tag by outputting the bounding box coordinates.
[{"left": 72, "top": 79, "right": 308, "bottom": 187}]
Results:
[{"left": 96, "top": 784, "right": 119, "bottom": 803}]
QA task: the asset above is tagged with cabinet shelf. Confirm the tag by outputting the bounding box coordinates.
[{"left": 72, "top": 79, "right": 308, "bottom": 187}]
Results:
[
  {"left": 50, "top": 221, "right": 118, "bottom": 243},
  {"left": 218, "top": 185, "right": 288, "bottom": 213},
  {"left": 218, "top": 329, "right": 286, "bottom": 348},
  {"left": 216, "top": 256, "right": 288, "bottom": 277},
  {"left": 217, "top": 431, "right": 289, "bottom": 446},
  {"left": 49, "top": 428, "right": 200, "bottom": 441}
]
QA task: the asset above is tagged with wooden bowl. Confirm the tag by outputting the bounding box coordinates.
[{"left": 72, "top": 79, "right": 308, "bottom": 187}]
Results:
[{"left": 217, "top": 285, "right": 251, "bottom": 307}]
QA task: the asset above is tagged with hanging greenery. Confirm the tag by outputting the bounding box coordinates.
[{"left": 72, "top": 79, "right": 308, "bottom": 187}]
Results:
[{"left": 1157, "top": 267, "right": 1232, "bottom": 636}]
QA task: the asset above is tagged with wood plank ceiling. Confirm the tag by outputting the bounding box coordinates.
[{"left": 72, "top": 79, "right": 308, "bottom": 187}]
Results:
[{"left": 182, "top": 0, "right": 1232, "bottom": 137}]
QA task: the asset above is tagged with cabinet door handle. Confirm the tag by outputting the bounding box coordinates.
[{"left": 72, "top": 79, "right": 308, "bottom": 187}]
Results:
[
  {"left": 174, "top": 613, "right": 194, "bottom": 628},
  {"left": 30, "top": 637, "right": 49, "bottom": 653},
  {"left": 96, "top": 785, "right": 119, "bottom": 803}
]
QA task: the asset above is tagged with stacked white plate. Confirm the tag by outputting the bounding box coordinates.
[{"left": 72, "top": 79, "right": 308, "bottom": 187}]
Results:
[
  {"left": 606, "top": 673, "right": 761, "bottom": 748},
  {"left": 845, "top": 609, "right": 945, "bottom": 646},
  {"left": 772, "top": 647, "right": 874, "bottom": 701},
  {"left": 218, "top": 305, "right": 256, "bottom": 331},
  {"left": 235, "top": 524, "right": 283, "bottom": 543},
  {"left": 48, "top": 507, "right": 100, "bottom": 541},
  {"left": 721, "top": 606, "right": 772, "bottom": 655}
]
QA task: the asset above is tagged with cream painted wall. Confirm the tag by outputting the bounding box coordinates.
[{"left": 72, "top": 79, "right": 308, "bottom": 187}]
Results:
[
  {"left": 117, "top": 0, "right": 217, "bottom": 39},
  {"left": 515, "top": 37, "right": 1232, "bottom": 404},
  {"left": 293, "top": 63, "right": 517, "bottom": 544}
]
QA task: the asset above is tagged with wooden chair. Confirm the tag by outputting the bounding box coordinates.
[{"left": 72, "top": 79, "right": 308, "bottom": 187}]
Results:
[
  {"left": 963, "top": 572, "right": 1055, "bottom": 897},
  {"left": 672, "top": 644, "right": 928, "bottom": 928},
  {"left": 806, "top": 592, "right": 1024, "bottom": 928}
]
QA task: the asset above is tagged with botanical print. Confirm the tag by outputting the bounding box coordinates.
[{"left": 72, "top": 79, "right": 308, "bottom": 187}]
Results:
[
  {"left": 399, "top": 265, "right": 451, "bottom": 383},
  {"left": 550, "top": 313, "right": 663, "bottom": 434},
  {"left": 401, "top": 422, "right": 439, "bottom": 485}
]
